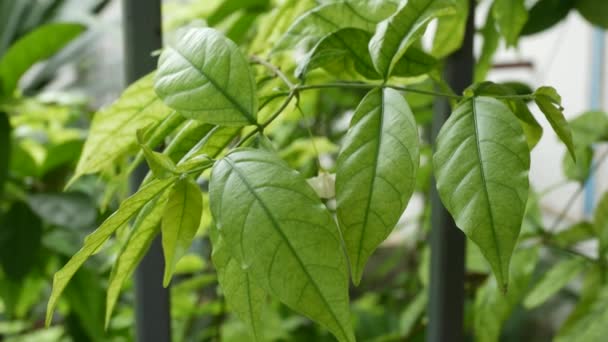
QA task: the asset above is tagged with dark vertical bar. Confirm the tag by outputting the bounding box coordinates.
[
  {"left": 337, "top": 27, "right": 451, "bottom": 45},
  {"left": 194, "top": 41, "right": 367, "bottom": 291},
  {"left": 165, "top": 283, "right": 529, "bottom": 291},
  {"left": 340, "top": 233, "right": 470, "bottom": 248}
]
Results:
[
  {"left": 427, "top": 1, "right": 475, "bottom": 342},
  {"left": 121, "top": 1, "right": 171, "bottom": 341}
]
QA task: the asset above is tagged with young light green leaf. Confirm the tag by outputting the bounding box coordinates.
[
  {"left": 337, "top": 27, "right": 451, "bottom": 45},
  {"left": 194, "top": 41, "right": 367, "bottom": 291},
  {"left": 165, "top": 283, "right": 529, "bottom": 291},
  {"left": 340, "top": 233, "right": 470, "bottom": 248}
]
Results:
[
  {"left": 128, "top": 111, "right": 186, "bottom": 175},
  {"left": 576, "top": 0, "right": 608, "bottom": 28},
  {"left": 175, "top": 154, "right": 213, "bottom": 174},
  {"left": 155, "top": 28, "right": 257, "bottom": 126},
  {"left": 524, "top": 257, "right": 586, "bottom": 309},
  {"left": 474, "top": 10, "right": 499, "bottom": 82},
  {"left": 209, "top": 149, "right": 354, "bottom": 342},
  {"left": 433, "top": 97, "right": 530, "bottom": 290},
  {"left": 210, "top": 226, "right": 267, "bottom": 341},
  {"left": 105, "top": 194, "right": 169, "bottom": 326},
  {"left": 474, "top": 247, "right": 539, "bottom": 342},
  {"left": 432, "top": 0, "right": 468, "bottom": 58},
  {"left": 72, "top": 73, "right": 172, "bottom": 182},
  {"left": 492, "top": 0, "right": 528, "bottom": 46},
  {"left": 336, "top": 88, "right": 419, "bottom": 284},
  {"left": 273, "top": 0, "right": 399, "bottom": 52},
  {"left": 0, "top": 23, "right": 84, "bottom": 97},
  {"left": 46, "top": 177, "right": 177, "bottom": 326},
  {"left": 140, "top": 145, "right": 177, "bottom": 179},
  {"left": 535, "top": 86, "right": 576, "bottom": 160},
  {"left": 165, "top": 121, "right": 215, "bottom": 162},
  {"left": 368, "top": 0, "right": 456, "bottom": 78},
  {"left": 162, "top": 177, "right": 203, "bottom": 286},
  {"left": 595, "top": 192, "right": 608, "bottom": 256}
]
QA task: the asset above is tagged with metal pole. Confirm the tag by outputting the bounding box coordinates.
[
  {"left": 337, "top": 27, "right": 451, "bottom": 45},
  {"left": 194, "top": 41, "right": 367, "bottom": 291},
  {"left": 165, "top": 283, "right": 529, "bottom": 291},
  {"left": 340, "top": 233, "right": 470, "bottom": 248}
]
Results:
[
  {"left": 121, "top": 1, "right": 171, "bottom": 341},
  {"left": 427, "top": 1, "right": 475, "bottom": 341}
]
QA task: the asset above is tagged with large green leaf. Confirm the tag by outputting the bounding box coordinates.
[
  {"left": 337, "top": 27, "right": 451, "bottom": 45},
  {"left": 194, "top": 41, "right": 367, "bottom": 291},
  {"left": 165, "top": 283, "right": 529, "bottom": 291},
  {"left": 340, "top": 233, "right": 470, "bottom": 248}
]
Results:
[
  {"left": 524, "top": 257, "right": 586, "bottom": 309},
  {"left": 433, "top": 97, "right": 530, "bottom": 290},
  {"left": 336, "top": 88, "right": 419, "bottom": 284},
  {"left": 0, "top": 23, "right": 84, "bottom": 97},
  {"left": 105, "top": 194, "right": 169, "bottom": 326},
  {"left": 535, "top": 86, "right": 576, "bottom": 159},
  {"left": 46, "top": 177, "right": 177, "bottom": 325},
  {"left": 0, "top": 112, "right": 9, "bottom": 196},
  {"left": 576, "top": 0, "right": 608, "bottom": 28},
  {"left": 368, "top": 0, "right": 455, "bottom": 78},
  {"left": 432, "top": 0, "right": 468, "bottom": 58},
  {"left": 209, "top": 149, "right": 354, "bottom": 342},
  {"left": 474, "top": 9, "right": 500, "bottom": 82},
  {"left": 274, "top": 0, "right": 399, "bottom": 52},
  {"left": 155, "top": 28, "right": 257, "bottom": 126},
  {"left": 210, "top": 226, "right": 267, "bottom": 341},
  {"left": 73, "top": 74, "right": 172, "bottom": 182},
  {"left": 162, "top": 177, "right": 203, "bottom": 286},
  {"left": 492, "top": 0, "right": 528, "bottom": 46},
  {"left": 521, "top": 0, "right": 575, "bottom": 36},
  {"left": 474, "top": 247, "right": 539, "bottom": 342}
]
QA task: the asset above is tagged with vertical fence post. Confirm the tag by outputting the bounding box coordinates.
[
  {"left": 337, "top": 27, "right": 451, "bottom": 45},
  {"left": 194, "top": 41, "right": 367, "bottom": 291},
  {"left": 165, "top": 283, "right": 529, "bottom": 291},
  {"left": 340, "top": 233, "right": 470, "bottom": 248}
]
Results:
[
  {"left": 121, "top": 1, "right": 171, "bottom": 341},
  {"left": 427, "top": 1, "right": 475, "bottom": 341}
]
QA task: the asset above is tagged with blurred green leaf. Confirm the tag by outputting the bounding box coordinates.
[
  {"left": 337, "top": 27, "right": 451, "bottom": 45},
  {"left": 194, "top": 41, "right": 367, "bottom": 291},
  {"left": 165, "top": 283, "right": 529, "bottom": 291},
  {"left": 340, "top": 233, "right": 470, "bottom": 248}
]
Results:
[
  {"left": 521, "top": 0, "right": 575, "bottom": 36},
  {"left": 27, "top": 192, "right": 96, "bottom": 229},
  {"left": 524, "top": 257, "right": 586, "bottom": 308},
  {"left": 492, "top": 0, "right": 527, "bottom": 46},
  {"left": 576, "top": 0, "right": 608, "bottom": 28},
  {"left": 0, "top": 202, "right": 42, "bottom": 280},
  {"left": 432, "top": 0, "right": 468, "bottom": 58},
  {"left": 0, "top": 112, "right": 9, "bottom": 196}
]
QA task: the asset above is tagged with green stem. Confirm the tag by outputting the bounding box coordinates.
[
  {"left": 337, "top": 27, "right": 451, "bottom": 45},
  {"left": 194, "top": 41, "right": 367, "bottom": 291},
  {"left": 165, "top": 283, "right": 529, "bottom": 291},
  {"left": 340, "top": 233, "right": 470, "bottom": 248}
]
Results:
[
  {"left": 250, "top": 55, "right": 295, "bottom": 89},
  {"left": 293, "top": 82, "right": 463, "bottom": 99}
]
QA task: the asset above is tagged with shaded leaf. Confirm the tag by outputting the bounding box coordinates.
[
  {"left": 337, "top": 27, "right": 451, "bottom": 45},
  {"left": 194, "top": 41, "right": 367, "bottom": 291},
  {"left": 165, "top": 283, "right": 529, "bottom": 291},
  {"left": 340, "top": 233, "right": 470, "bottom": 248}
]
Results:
[
  {"left": 492, "top": 0, "right": 528, "bottom": 46},
  {"left": 210, "top": 226, "right": 267, "bottom": 341},
  {"left": 155, "top": 28, "right": 257, "bottom": 126},
  {"left": 274, "top": 0, "right": 398, "bottom": 52},
  {"left": 433, "top": 97, "right": 530, "bottom": 290},
  {"left": 576, "top": 0, "right": 608, "bottom": 28},
  {"left": 0, "top": 202, "right": 42, "bottom": 280},
  {"left": 0, "top": 23, "right": 84, "bottom": 97},
  {"left": 162, "top": 177, "right": 203, "bottom": 286},
  {"left": 46, "top": 177, "right": 177, "bottom": 325},
  {"left": 0, "top": 112, "right": 9, "bottom": 196},
  {"left": 553, "top": 221, "right": 595, "bottom": 247},
  {"left": 524, "top": 257, "right": 586, "bottom": 308},
  {"left": 336, "top": 88, "right": 419, "bottom": 284},
  {"left": 209, "top": 149, "right": 354, "bottom": 342},
  {"left": 555, "top": 284, "right": 608, "bottom": 341},
  {"left": 73, "top": 74, "right": 172, "bottom": 181},
  {"left": 474, "top": 10, "right": 499, "bottom": 82},
  {"left": 535, "top": 86, "right": 575, "bottom": 159},
  {"left": 369, "top": 0, "right": 455, "bottom": 78},
  {"left": 27, "top": 192, "right": 97, "bottom": 229},
  {"left": 595, "top": 191, "right": 608, "bottom": 256},
  {"left": 521, "top": 0, "right": 575, "bottom": 36}
]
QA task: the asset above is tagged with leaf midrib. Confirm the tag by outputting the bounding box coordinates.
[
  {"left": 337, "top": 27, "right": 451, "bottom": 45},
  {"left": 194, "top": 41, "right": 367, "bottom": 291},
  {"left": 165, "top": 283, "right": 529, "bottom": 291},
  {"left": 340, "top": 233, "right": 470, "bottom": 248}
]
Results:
[
  {"left": 471, "top": 98, "right": 504, "bottom": 283},
  {"left": 224, "top": 156, "right": 349, "bottom": 341},
  {"left": 167, "top": 46, "right": 256, "bottom": 125}
]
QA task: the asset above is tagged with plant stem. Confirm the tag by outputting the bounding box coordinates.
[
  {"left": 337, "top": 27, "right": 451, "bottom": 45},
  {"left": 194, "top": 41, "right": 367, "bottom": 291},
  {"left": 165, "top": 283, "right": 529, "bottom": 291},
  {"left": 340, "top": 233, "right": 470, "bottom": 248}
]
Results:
[
  {"left": 549, "top": 148, "right": 608, "bottom": 230},
  {"left": 250, "top": 55, "right": 295, "bottom": 89},
  {"left": 293, "top": 82, "right": 463, "bottom": 99}
]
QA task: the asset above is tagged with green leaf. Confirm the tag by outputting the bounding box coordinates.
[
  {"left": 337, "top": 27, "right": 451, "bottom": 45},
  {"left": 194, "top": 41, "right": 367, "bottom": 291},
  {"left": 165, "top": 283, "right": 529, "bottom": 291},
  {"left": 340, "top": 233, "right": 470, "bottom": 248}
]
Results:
[
  {"left": 296, "top": 28, "right": 380, "bottom": 80},
  {"left": 570, "top": 111, "right": 608, "bottom": 147},
  {"left": 209, "top": 149, "right": 354, "bottom": 342},
  {"left": 556, "top": 285, "right": 608, "bottom": 341},
  {"left": 474, "top": 9, "right": 500, "bottom": 82},
  {"left": 0, "top": 202, "right": 42, "bottom": 280},
  {"left": 0, "top": 112, "right": 10, "bottom": 196},
  {"left": 369, "top": 0, "right": 455, "bottom": 78},
  {"left": 162, "top": 177, "right": 203, "bottom": 286},
  {"left": 492, "top": 0, "right": 528, "bottom": 46},
  {"left": 576, "top": 0, "right": 608, "bottom": 28},
  {"left": 0, "top": 23, "right": 84, "bottom": 97},
  {"left": 46, "top": 177, "right": 177, "bottom": 326},
  {"left": 392, "top": 47, "right": 438, "bottom": 78},
  {"left": 73, "top": 73, "right": 172, "bottom": 182},
  {"left": 595, "top": 192, "right": 608, "bottom": 256},
  {"left": 336, "top": 88, "right": 419, "bottom": 284},
  {"left": 273, "top": 0, "right": 399, "bottom": 52},
  {"left": 524, "top": 257, "right": 587, "bottom": 308},
  {"left": 105, "top": 193, "right": 169, "bottom": 326},
  {"left": 210, "top": 226, "right": 267, "bottom": 341},
  {"left": 521, "top": 0, "right": 575, "bottom": 36},
  {"left": 535, "top": 86, "right": 576, "bottom": 160},
  {"left": 563, "top": 146, "right": 592, "bottom": 182},
  {"left": 553, "top": 221, "right": 595, "bottom": 247},
  {"left": 399, "top": 290, "right": 427, "bottom": 337},
  {"left": 155, "top": 28, "right": 257, "bottom": 126},
  {"left": 164, "top": 121, "right": 215, "bottom": 162},
  {"left": 432, "top": 0, "right": 468, "bottom": 58},
  {"left": 474, "top": 247, "right": 539, "bottom": 342},
  {"left": 433, "top": 97, "right": 530, "bottom": 290},
  {"left": 141, "top": 145, "right": 177, "bottom": 179}
]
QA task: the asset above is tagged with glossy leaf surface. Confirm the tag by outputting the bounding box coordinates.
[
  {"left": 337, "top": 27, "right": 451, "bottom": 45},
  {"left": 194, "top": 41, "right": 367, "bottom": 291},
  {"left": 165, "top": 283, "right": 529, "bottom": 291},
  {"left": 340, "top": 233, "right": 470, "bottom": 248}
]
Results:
[
  {"left": 209, "top": 149, "right": 354, "bottom": 342},
  {"left": 336, "top": 88, "right": 419, "bottom": 284},
  {"left": 433, "top": 97, "right": 530, "bottom": 290},
  {"left": 155, "top": 28, "right": 257, "bottom": 126}
]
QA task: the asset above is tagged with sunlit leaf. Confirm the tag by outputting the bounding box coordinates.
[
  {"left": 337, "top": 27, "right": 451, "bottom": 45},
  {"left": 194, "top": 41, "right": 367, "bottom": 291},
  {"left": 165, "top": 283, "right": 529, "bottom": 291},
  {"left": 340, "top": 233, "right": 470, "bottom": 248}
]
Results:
[
  {"left": 336, "top": 88, "right": 419, "bottom": 284},
  {"left": 433, "top": 97, "right": 530, "bottom": 290},
  {"left": 492, "top": 0, "right": 528, "bottom": 46},
  {"left": 155, "top": 28, "right": 257, "bottom": 126},
  {"left": 209, "top": 149, "right": 354, "bottom": 342},
  {"left": 432, "top": 0, "right": 468, "bottom": 58}
]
